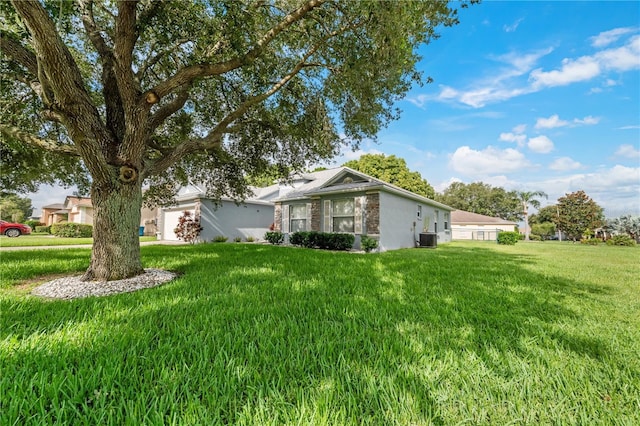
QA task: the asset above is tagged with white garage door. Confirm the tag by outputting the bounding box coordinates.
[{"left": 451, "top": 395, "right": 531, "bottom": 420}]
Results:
[{"left": 163, "top": 210, "right": 193, "bottom": 241}]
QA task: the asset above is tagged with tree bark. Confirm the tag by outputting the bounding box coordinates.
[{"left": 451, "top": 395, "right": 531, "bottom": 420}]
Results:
[{"left": 81, "top": 179, "right": 144, "bottom": 281}]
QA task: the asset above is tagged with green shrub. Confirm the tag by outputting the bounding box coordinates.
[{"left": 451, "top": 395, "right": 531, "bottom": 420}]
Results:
[
  {"left": 290, "top": 231, "right": 310, "bottom": 247},
  {"left": 50, "top": 222, "right": 93, "bottom": 238},
  {"left": 360, "top": 235, "right": 379, "bottom": 253},
  {"left": 606, "top": 235, "right": 637, "bottom": 246},
  {"left": 25, "top": 220, "right": 44, "bottom": 229},
  {"left": 265, "top": 231, "right": 284, "bottom": 245},
  {"left": 328, "top": 233, "right": 355, "bottom": 251},
  {"left": 35, "top": 225, "right": 51, "bottom": 234},
  {"left": 289, "top": 231, "right": 354, "bottom": 250},
  {"left": 580, "top": 238, "right": 601, "bottom": 245},
  {"left": 213, "top": 235, "right": 228, "bottom": 243},
  {"left": 233, "top": 236, "right": 242, "bottom": 243},
  {"left": 246, "top": 236, "right": 255, "bottom": 243},
  {"left": 529, "top": 234, "right": 542, "bottom": 241},
  {"left": 497, "top": 231, "right": 519, "bottom": 245}
]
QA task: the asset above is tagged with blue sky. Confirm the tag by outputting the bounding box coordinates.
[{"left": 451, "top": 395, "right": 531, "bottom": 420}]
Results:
[
  {"left": 327, "top": 0, "right": 640, "bottom": 217},
  {"left": 29, "top": 1, "right": 639, "bottom": 218}
]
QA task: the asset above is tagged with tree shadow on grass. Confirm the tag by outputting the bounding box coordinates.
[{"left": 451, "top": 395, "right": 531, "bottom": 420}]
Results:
[{"left": 1, "top": 243, "right": 635, "bottom": 424}]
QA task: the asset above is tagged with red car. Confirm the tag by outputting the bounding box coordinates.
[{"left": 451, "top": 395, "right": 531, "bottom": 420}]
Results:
[{"left": 0, "top": 220, "right": 32, "bottom": 237}]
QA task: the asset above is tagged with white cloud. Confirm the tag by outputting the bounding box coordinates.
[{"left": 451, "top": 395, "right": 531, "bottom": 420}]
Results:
[
  {"left": 526, "top": 165, "right": 640, "bottom": 217},
  {"left": 528, "top": 136, "right": 554, "bottom": 153},
  {"left": 449, "top": 146, "right": 532, "bottom": 176},
  {"left": 406, "top": 94, "right": 429, "bottom": 108},
  {"left": 535, "top": 114, "right": 600, "bottom": 129},
  {"left": 535, "top": 114, "right": 569, "bottom": 129},
  {"left": 504, "top": 18, "right": 524, "bottom": 33},
  {"left": 549, "top": 157, "right": 583, "bottom": 171},
  {"left": 573, "top": 116, "right": 600, "bottom": 125},
  {"left": 590, "top": 27, "right": 637, "bottom": 48},
  {"left": 595, "top": 35, "right": 640, "bottom": 72},
  {"left": 615, "top": 144, "right": 640, "bottom": 159},
  {"left": 434, "top": 176, "right": 462, "bottom": 193},
  {"left": 413, "top": 30, "right": 638, "bottom": 109},
  {"left": 499, "top": 132, "right": 527, "bottom": 147},
  {"left": 531, "top": 35, "right": 640, "bottom": 89},
  {"left": 530, "top": 56, "right": 601, "bottom": 88},
  {"left": 512, "top": 124, "right": 527, "bottom": 134}
]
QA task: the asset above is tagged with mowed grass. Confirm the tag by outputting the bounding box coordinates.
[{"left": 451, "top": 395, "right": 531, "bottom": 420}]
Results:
[
  {"left": 1, "top": 242, "right": 638, "bottom": 425},
  {"left": 0, "top": 234, "right": 157, "bottom": 247}
]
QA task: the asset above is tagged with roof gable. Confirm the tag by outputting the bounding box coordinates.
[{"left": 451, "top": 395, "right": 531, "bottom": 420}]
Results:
[{"left": 322, "top": 169, "right": 373, "bottom": 188}]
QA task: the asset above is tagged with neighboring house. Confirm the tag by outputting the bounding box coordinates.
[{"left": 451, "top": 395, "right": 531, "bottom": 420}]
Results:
[
  {"left": 451, "top": 210, "right": 517, "bottom": 241},
  {"left": 157, "top": 184, "right": 278, "bottom": 241},
  {"left": 273, "top": 167, "right": 453, "bottom": 251},
  {"left": 41, "top": 197, "right": 94, "bottom": 226},
  {"left": 40, "top": 195, "right": 156, "bottom": 235},
  {"left": 40, "top": 203, "right": 67, "bottom": 225},
  {"left": 63, "top": 196, "right": 93, "bottom": 225}
]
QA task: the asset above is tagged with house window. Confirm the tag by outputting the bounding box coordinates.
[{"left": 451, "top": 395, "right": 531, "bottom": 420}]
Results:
[
  {"left": 290, "top": 204, "right": 307, "bottom": 233},
  {"left": 444, "top": 213, "right": 449, "bottom": 230},
  {"left": 417, "top": 205, "right": 422, "bottom": 219},
  {"left": 332, "top": 199, "right": 354, "bottom": 233}
]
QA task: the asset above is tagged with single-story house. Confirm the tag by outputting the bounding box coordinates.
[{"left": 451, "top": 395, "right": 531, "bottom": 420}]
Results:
[
  {"left": 451, "top": 210, "right": 517, "bottom": 241},
  {"left": 40, "top": 196, "right": 94, "bottom": 226},
  {"left": 63, "top": 196, "right": 93, "bottom": 225},
  {"left": 40, "top": 203, "right": 67, "bottom": 225},
  {"left": 157, "top": 184, "right": 278, "bottom": 242},
  {"left": 273, "top": 167, "right": 453, "bottom": 251}
]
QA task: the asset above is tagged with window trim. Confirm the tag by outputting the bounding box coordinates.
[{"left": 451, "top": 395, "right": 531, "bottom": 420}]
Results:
[{"left": 331, "top": 198, "right": 355, "bottom": 233}]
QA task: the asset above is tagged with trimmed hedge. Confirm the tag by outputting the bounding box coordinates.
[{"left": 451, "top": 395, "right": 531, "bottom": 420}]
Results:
[
  {"left": 35, "top": 225, "right": 51, "bottom": 234},
  {"left": 50, "top": 223, "right": 93, "bottom": 238},
  {"left": 497, "top": 231, "right": 519, "bottom": 245},
  {"left": 606, "top": 235, "right": 636, "bottom": 246},
  {"left": 264, "top": 231, "right": 284, "bottom": 245},
  {"left": 289, "top": 231, "right": 355, "bottom": 251}
]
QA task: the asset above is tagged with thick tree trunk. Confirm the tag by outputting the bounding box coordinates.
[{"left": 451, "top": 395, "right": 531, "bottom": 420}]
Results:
[{"left": 82, "top": 180, "right": 144, "bottom": 281}]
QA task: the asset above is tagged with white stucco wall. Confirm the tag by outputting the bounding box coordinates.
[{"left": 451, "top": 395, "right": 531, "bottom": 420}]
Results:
[
  {"left": 159, "top": 199, "right": 274, "bottom": 242},
  {"left": 377, "top": 191, "right": 452, "bottom": 251},
  {"left": 452, "top": 224, "right": 515, "bottom": 240},
  {"left": 198, "top": 199, "right": 274, "bottom": 242}
]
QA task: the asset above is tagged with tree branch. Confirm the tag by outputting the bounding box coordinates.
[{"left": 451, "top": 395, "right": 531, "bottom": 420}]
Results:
[
  {"left": 0, "top": 125, "right": 78, "bottom": 156},
  {"left": 11, "top": 0, "right": 113, "bottom": 181},
  {"left": 77, "top": 0, "right": 112, "bottom": 58},
  {"left": 148, "top": 85, "right": 191, "bottom": 132},
  {"left": 150, "top": 0, "right": 326, "bottom": 100},
  {"left": 0, "top": 36, "right": 38, "bottom": 76}
]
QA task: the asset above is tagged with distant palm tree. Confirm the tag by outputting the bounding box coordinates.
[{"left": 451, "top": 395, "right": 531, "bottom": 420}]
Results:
[{"left": 518, "top": 190, "right": 548, "bottom": 241}]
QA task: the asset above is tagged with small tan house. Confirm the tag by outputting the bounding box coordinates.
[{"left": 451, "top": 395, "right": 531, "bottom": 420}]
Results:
[
  {"left": 63, "top": 196, "right": 94, "bottom": 225},
  {"left": 451, "top": 210, "right": 517, "bottom": 241},
  {"left": 40, "top": 197, "right": 94, "bottom": 225},
  {"left": 40, "top": 203, "right": 67, "bottom": 225}
]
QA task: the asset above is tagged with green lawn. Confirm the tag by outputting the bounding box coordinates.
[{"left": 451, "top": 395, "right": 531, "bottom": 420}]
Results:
[
  {"left": 1, "top": 242, "right": 638, "bottom": 424},
  {"left": 0, "top": 234, "right": 157, "bottom": 247}
]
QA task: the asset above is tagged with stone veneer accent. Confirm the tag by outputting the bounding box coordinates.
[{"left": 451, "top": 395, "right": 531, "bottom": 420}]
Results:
[
  {"left": 366, "top": 192, "right": 380, "bottom": 234},
  {"left": 273, "top": 203, "right": 282, "bottom": 232},
  {"left": 311, "top": 199, "right": 321, "bottom": 231}
]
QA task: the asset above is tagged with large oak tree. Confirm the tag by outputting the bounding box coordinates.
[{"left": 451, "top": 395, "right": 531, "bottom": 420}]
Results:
[{"left": 1, "top": 0, "right": 470, "bottom": 281}]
